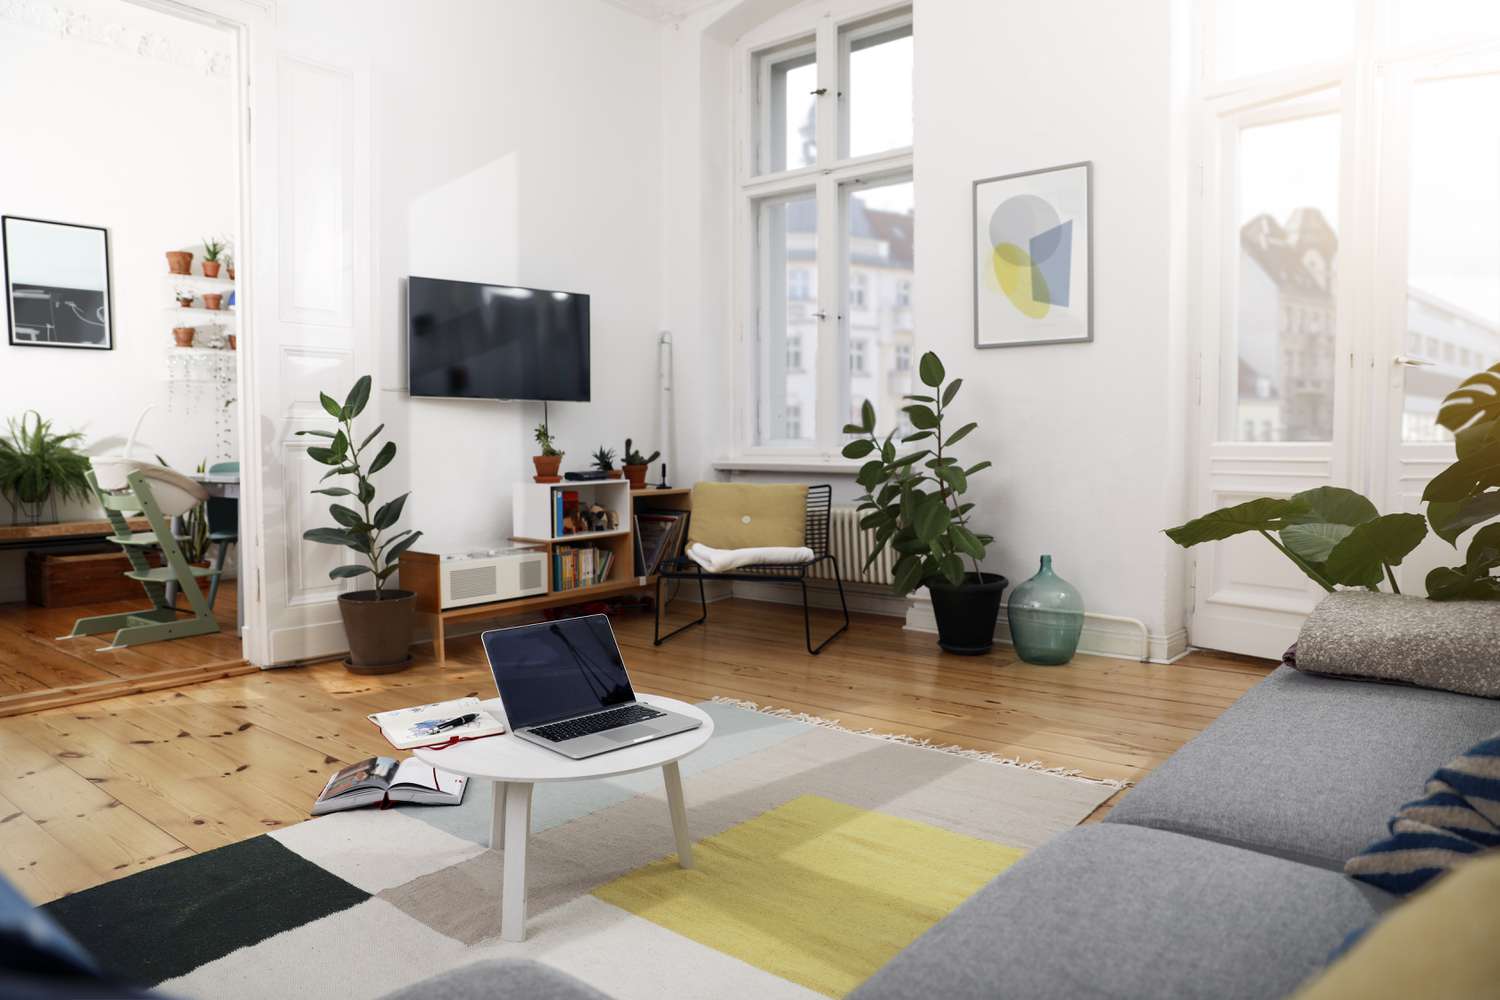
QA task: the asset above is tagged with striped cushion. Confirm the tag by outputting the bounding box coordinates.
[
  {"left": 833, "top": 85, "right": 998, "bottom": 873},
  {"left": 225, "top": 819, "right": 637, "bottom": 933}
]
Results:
[{"left": 1345, "top": 733, "right": 1500, "bottom": 895}]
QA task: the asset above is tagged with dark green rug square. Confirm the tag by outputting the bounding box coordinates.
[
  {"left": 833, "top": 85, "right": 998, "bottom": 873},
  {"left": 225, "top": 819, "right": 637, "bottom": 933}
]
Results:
[{"left": 44, "top": 834, "right": 369, "bottom": 987}]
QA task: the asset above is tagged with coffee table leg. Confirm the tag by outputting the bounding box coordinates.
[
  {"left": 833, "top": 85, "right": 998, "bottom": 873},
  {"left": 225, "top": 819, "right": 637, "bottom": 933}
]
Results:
[
  {"left": 662, "top": 761, "right": 693, "bottom": 869},
  {"left": 490, "top": 781, "right": 506, "bottom": 849},
  {"left": 501, "top": 781, "right": 533, "bottom": 942}
]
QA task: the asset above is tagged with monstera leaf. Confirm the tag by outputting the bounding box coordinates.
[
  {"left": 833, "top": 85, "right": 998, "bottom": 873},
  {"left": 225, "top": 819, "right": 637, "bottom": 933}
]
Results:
[
  {"left": 1425, "top": 365, "right": 1500, "bottom": 506},
  {"left": 1426, "top": 524, "right": 1500, "bottom": 601},
  {"left": 1436, "top": 364, "right": 1500, "bottom": 434}
]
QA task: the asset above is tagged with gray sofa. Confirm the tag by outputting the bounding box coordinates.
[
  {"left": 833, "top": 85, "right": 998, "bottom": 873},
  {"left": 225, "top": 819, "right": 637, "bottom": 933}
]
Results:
[
  {"left": 389, "top": 665, "right": 1500, "bottom": 999},
  {"left": 853, "top": 665, "right": 1500, "bottom": 999}
]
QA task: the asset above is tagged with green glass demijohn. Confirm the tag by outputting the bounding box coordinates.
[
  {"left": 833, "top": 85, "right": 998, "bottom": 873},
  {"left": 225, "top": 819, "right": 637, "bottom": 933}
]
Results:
[{"left": 1007, "top": 555, "right": 1084, "bottom": 665}]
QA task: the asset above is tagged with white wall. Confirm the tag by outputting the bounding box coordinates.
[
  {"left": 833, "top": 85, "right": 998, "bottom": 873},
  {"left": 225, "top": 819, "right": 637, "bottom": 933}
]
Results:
[
  {"left": 277, "top": 0, "right": 666, "bottom": 557},
  {"left": 659, "top": 0, "right": 1193, "bottom": 654},
  {"left": 0, "top": 0, "right": 236, "bottom": 598}
]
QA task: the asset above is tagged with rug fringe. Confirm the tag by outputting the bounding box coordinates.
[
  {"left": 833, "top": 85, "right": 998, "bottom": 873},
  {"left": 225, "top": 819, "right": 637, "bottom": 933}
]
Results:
[{"left": 710, "top": 696, "right": 1130, "bottom": 790}]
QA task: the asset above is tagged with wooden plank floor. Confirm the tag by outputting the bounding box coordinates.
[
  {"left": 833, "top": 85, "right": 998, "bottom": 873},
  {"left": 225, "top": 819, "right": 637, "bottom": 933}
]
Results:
[
  {"left": 0, "top": 598, "right": 1272, "bottom": 903},
  {"left": 0, "top": 582, "right": 246, "bottom": 716}
]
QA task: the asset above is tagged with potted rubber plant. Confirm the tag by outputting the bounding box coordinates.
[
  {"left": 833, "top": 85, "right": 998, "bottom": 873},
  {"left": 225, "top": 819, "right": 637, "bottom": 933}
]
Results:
[
  {"left": 592, "top": 445, "right": 621, "bottom": 479},
  {"left": 843, "top": 351, "right": 1004, "bottom": 654},
  {"left": 0, "top": 412, "right": 92, "bottom": 525},
  {"left": 201, "top": 237, "right": 226, "bottom": 278},
  {"left": 621, "top": 438, "right": 659, "bottom": 489},
  {"left": 533, "top": 420, "right": 563, "bottom": 483},
  {"left": 297, "top": 376, "right": 424, "bottom": 673}
]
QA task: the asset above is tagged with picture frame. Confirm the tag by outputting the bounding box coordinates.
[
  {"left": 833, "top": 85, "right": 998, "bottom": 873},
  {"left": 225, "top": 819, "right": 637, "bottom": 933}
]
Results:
[
  {"left": 3, "top": 215, "right": 114, "bottom": 351},
  {"left": 972, "top": 161, "right": 1092, "bottom": 349}
]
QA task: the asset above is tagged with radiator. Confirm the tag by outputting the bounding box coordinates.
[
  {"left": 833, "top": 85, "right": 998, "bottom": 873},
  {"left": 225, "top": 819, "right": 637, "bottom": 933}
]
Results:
[{"left": 808, "top": 505, "right": 896, "bottom": 586}]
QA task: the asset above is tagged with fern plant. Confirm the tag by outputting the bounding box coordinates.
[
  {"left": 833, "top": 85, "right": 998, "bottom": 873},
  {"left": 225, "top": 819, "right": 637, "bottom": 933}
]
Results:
[{"left": 0, "top": 412, "right": 92, "bottom": 522}]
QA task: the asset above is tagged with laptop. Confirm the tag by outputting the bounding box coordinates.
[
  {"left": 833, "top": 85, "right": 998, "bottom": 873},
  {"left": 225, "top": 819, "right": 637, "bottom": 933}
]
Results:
[{"left": 480, "top": 614, "right": 701, "bottom": 759}]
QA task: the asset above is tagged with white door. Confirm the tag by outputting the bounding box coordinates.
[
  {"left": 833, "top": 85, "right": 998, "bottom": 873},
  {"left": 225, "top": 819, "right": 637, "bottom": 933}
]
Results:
[
  {"left": 1190, "top": 83, "right": 1362, "bottom": 659},
  {"left": 242, "top": 42, "right": 373, "bottom": 665},
  {"left": 1189, "top": 41, "right": 1500, "bottom": 660},
  {"left": 1371, "top": 54, "right": 1500, "bottom": 595}
]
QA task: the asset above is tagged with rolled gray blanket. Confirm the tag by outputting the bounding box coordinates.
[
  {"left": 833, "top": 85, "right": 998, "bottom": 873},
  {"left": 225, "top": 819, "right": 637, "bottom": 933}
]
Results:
[{"left": 1293, "top": 591, "right": 1500, "bottom": 698}]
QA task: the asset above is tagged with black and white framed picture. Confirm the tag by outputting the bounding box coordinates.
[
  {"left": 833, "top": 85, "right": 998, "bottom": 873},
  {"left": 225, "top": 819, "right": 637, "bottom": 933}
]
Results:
[
  {"left": 972, "top": 161, "right": 1092, "bottom": 349},
  {"left": 3, "top": 216, "right": 114, "bottom": 350}
]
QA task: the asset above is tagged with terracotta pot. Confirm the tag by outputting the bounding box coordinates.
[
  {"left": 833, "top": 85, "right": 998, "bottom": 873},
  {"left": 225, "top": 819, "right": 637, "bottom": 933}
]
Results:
[
  {"left": 176, "top": 297, "right": 194, "bottom": 308},
  {"left": 607, "top": 469, "right": 622, "bottom": 480},
  {"left": 623, "top": 463, "right": 648, "bottom": 489},
  {"left": 227, "top": 334, "right": 237, "bottom": 351},
  {"left": 202, "top": 293, "right": 223, "bottom": 311},
  {"left": 533, "top": 454, "right": 563, "bottom": 483},
  {"left": 202, "top": 260, "right": 222, "bottom": 278},
  {"left": 172, "top": 326, "right": 196, "bottom": 348},
  {"left": 166, "top": 251, "right": 193, "bottom": 275},
  {"left": 338, "top": 589, "right": 416, "bottom": 673}
]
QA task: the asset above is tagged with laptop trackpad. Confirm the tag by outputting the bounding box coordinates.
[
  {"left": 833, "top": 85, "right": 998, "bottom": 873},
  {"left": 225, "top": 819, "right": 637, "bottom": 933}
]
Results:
[{"left": 605, "top": 725, "right": 660, "bottom": 743}]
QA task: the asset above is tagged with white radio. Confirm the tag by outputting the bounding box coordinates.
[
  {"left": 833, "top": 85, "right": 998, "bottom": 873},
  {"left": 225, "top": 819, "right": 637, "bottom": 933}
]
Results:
[{"left": 439, "top": 547, "right": 548, "bottom": 609}]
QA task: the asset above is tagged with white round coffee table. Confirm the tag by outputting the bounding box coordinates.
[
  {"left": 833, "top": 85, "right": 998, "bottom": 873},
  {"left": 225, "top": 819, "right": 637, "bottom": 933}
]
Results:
[{"left": 414, "top": 693, "right": 714, "bottom": 942}]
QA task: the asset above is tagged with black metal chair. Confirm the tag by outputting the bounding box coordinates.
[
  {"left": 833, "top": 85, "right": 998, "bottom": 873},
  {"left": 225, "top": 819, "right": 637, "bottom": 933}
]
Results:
[{"left": 653, "top": 484, "right": 850, "bottom": 654}]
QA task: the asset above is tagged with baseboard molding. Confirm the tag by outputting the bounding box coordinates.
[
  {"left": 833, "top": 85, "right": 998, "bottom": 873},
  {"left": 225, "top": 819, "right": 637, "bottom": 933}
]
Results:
[
  {"left": 904, "top": 596, "right": 1188, "bottom": 664},
  {"left": 731, "top": 579, "right": 911, "bottom": 617}
]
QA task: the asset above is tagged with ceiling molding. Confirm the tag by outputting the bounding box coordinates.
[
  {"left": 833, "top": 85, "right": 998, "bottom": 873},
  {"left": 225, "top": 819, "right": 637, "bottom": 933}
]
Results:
[{"left": 0, "top": 0, "right": 233, "bottom": 76}]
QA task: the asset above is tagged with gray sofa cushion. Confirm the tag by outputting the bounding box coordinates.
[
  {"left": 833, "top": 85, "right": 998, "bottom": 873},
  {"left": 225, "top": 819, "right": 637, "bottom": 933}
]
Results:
[
  {"left": 378, "top": 960, "right": 609, "bottom": 1000},
  {"left": 1104, "top": 666, "right": 1500, "bottom": 869},
  {"left": 852, "top": 824, "right": 1391, "bottom": 1000}
]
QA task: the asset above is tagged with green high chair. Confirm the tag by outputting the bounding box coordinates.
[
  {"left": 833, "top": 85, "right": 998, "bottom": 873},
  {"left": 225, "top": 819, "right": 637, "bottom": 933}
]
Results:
[{"left": 62, "top": 462, "right": 222, "bottom": 651}]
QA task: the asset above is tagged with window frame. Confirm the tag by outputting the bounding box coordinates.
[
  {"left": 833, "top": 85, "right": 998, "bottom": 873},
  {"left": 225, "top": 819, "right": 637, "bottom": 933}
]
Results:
[{"left": 731, "top": 0, "right": 914, "bottom": 464}]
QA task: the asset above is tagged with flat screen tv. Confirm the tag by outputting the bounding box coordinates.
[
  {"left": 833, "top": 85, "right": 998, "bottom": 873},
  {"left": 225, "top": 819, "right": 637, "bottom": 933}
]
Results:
[{"left": 407, "top": 276, "right": 590, "bottom": 401}]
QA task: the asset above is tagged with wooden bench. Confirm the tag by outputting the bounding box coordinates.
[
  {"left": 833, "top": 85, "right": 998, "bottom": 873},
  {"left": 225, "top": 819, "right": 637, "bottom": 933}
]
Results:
[{"left": 0, "top": 518, "right": 151, "bottom": 553}]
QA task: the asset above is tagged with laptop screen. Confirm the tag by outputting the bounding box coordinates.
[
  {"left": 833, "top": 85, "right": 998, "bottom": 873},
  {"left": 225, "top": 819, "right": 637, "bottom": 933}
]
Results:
[{"left": 482, "top": 615, "right": 636, "bottom": 729}]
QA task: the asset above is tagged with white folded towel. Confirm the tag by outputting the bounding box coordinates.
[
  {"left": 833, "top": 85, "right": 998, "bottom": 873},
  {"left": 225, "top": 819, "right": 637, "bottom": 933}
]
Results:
[{"left": 686, "top": 542, "right": 815, "bottom": 573}]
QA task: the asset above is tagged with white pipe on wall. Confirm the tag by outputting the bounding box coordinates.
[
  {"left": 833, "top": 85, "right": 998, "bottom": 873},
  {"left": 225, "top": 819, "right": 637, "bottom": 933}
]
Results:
[{"left": 657, "top": 330, "right": 674, "bottom": 486}]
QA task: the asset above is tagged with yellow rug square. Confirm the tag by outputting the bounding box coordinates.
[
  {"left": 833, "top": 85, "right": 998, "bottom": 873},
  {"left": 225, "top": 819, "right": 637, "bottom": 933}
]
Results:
[{"left": 592, "top": 794, "right": 1023, "bottom": 997}]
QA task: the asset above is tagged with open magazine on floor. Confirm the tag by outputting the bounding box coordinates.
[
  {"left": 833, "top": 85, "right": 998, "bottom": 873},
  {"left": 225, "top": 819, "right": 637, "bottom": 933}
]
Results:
[{"left": 312, "top": 756, "right": 467, "bottom": 816}]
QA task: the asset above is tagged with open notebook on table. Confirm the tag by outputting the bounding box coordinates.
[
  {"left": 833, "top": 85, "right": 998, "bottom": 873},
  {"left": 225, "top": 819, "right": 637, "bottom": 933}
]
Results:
[{"left": 367, "top": 696, "right": 505, "bottom": 750}]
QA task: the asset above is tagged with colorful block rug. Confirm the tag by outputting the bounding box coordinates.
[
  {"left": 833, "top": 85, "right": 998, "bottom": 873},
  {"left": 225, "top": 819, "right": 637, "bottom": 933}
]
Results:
[{"left": 44, "top": 701, "right": 1117, "bottom": 999}]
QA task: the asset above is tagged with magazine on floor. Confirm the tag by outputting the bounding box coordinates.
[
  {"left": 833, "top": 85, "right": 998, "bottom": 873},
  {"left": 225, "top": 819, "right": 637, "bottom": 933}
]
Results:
[
  {"left": 367, "top": 696, "right": 505, "bottom": 750},
  {"left": 312, "top": 756, "right": 467, "bottom": 816}
]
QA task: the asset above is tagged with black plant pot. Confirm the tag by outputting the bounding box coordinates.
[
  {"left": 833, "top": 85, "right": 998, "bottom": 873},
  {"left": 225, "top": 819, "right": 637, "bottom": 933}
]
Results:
[
  {"left": 338, "top": 589, "right": 416, "bottom": 673},
  {"left": 927, "top": 572, "right": 1009, "bottom": 655}
]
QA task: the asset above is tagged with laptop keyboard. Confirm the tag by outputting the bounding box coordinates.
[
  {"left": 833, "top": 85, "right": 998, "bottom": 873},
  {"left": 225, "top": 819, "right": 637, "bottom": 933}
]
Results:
[{"left": 530, "top": 703, "right": 666, "bottom": 743}]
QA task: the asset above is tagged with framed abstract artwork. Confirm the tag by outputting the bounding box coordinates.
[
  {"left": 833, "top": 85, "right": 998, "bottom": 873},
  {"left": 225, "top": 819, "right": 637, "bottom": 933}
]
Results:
[
  {"left": 3, "top": 215, "right": 114, "bottom": 350},
  {"left": 972, "top": 161, "right": 1092, "bottom": 349}
]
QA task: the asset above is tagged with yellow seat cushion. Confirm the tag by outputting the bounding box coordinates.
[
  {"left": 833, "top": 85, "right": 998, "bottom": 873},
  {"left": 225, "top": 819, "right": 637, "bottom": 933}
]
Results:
[
  {"left": 688, "top": 483, "right": 807, "bottom": 549},
  {"left": 1292, "top": 852, "right": 1500, "bottom": 1000}
]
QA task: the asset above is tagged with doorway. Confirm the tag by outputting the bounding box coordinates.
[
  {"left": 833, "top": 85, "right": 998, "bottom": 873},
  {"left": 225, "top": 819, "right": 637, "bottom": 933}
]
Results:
[{"left": 1187, "top": 8, "right": 1500, "bottom": 658}]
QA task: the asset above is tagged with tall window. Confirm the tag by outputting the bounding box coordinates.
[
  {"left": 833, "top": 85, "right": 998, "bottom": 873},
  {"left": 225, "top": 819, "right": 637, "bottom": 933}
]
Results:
[
  {"left": 742, "top": 4, "right": 913, "bottom": 456},
  {"left": 1201, "top": 0, "right": 1500, "bottom": 447}
]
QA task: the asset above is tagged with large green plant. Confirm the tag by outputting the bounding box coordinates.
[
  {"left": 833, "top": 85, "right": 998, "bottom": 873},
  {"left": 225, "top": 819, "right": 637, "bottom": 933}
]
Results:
[
  {"left": 0, "top": 411, "right": 92, "bottom": 512},
  {"left": 296, "top": 376, "right": 421, "bottom": 596},
  {"left": 842, "top": 351, "right": 994, "bottom": 595},
  {"left": 1165, "top": 487, "right": 1426, "bottom": 593},
  {"left": 1423, "top": 363, "right": 1500, "bottom": 599}
]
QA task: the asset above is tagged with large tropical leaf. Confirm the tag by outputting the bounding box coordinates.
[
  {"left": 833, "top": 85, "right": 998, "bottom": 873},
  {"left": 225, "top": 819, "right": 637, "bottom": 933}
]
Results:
[
  {"left": 1323, "top": 513, "right": 1428, "bottom": 588},
  {"left": 372, "top": 492, "right": 409, "bottom": 531},
  {"left": 1165, "top": 497, "right": 1302, "bottom": 546},
  {"left": 1279, "top": 523, "right": 1353, "bottom": 567},
  {"left": 329, "top": 564, "right": 373, "bottom": 580},
  {"left": 1284, "top": 486, "right": 1378, "bottom": 527},
  {"left": 1436, "top": 364, "right": 1500, "bottom": 434},
  {"left": 367, "top": 441, "right": 397, "bottom": 475},
  {"left": 1427, "top": 490, "right": 1500, "bottom": 546},
  {"left": 1422, "top": 438, "right": 1500, "bottom": 504},
  {"left": 1426, "top": 523, "right": 1500, "bottom": 601},
  {"left": 918, "top": 351, "right": 945, "bottom": 388}
]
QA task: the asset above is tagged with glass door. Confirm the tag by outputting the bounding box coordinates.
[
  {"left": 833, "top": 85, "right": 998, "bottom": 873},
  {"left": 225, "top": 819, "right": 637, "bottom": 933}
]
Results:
[{"left": 1372, "top": 56, "right": 1500, "bottom": 592}]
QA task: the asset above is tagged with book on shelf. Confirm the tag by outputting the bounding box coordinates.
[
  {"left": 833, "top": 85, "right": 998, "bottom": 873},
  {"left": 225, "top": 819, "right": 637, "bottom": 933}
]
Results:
[
  {"left": 367, "top": 697, "right": 505, "bottom": 750},
  {"left": 552, "top": 544, "right": 614, "bottom": 592},
  {"left": 312, "top": 756, "right": 467, "bottom": 816},
  {"left": 636, "top": 510, "right": 688, "bottom": 576}
]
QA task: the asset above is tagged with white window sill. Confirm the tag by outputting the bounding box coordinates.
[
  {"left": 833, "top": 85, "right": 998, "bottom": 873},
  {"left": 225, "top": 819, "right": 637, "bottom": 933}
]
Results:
[{"left": 712, "top": 455, "right": 863, "bottom": 475}]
